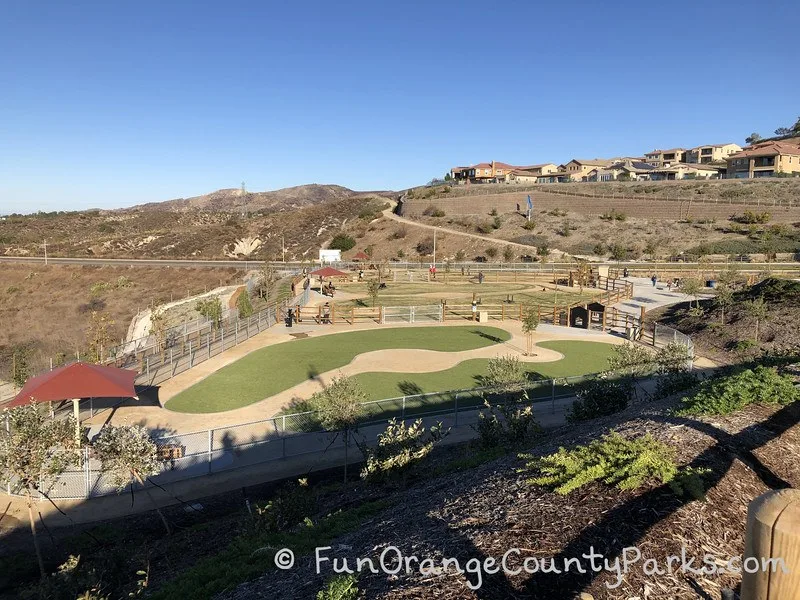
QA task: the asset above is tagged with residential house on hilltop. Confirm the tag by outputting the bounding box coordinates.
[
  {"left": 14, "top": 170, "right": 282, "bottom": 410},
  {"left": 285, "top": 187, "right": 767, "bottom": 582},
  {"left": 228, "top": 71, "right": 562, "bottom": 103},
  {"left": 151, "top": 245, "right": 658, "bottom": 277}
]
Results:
[
  {"left": 535, "top": 158, "right": 616, "bottom": 183},
  {"left": 686, "top": 143, "right": 742, "bottom": 164},
  {"left": 644, "top": 148, "right": 688, "bottom": 167},
  {"left": 726, "top": 141, "right": 800, "bottom": 178},
  {"left": 450, "top": 161, "right": 517, "bottom": 182},
  {"left": 509, "top": 163, "right": 559, "bottom": 183},
  {"left": 586, "top": 159, "right": 656, "bottom": 182},
  {"left": 648, "top": 162, "right": 721, "bottom": 180}
]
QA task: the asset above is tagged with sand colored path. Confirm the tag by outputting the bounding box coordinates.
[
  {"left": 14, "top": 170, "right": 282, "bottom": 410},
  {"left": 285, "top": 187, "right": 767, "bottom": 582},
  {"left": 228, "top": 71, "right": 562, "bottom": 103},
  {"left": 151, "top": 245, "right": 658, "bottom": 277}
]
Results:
[{"left": 86, "top": 320, "right": 622, "bottom": 434}]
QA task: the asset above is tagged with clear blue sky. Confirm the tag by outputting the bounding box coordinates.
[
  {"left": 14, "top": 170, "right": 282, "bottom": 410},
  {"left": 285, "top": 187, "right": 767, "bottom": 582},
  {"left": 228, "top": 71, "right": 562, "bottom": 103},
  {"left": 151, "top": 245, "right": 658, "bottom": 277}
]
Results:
[{"left": 1, "top": 0, "right": 797, "bottom": 213}]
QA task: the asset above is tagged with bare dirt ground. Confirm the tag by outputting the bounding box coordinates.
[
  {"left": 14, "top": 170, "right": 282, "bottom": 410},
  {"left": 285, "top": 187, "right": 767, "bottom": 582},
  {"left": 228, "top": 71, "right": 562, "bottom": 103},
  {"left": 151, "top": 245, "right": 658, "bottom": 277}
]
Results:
[{"left": 0, "top": 264, "right": 242, "bottom": 380}]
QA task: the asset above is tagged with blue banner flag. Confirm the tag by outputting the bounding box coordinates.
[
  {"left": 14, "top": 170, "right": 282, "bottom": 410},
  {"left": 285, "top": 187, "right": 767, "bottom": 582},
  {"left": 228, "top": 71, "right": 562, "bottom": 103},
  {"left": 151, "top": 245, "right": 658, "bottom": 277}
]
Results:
[{"left": 527, "top": 195, "right": 533, "bottom": 210}]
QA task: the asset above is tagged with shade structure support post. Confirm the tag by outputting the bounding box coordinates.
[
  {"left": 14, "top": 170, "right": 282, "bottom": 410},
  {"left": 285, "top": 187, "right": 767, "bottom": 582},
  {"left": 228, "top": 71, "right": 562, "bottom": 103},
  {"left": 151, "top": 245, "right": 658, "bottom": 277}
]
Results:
[{"left": 72, "top": 398, "right": 81, "bottom": 444}]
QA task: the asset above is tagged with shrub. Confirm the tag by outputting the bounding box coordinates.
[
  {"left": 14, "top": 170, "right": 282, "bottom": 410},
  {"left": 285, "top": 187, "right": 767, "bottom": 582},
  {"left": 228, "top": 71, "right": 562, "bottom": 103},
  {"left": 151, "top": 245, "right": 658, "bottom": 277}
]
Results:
[
  {"left": 390, "top": 226, "right": 407, "bottom": 239},
  {"left": 454, "top": 249, "right": 466, "bottom": 261},
  {"left": 655, "top": 371, "right": 699, "bottom": 399},
  {"left": 476, "top": 221, "right": 493, "bottom": 234},
  {"left": 484, "top": 355, "right": 526, "bottom": 391},
  {"left": 416, "top": 237, "right": 434, "bottom": 255},
  {"left": 485, "top": 247, "right": 498, "bottom": 259},
  {"left": 329, "top": 233, "right": 356, "bottom": 251},
  {"left": 520, "top": 432, "right": 678, "bottom": 495},
  {"left": 254, "top": 479, "right": 316, "bottom": 533},
  {"left": 422, "top": 205, "right": 445, "bottom": 218},
  {"left": 489, "top": 207, "right": 498, "bottom": 216},
  {"left": 196, "top": 297, "right": 223, "bottom": 329},
  {"left": 492, "top": 215, "right": 502, "bottom": 229},
  {"left": 566, "top": 376, "right": 632, "bottom": 423},
  {"left": 236, "top": 291, "right": 254, "bottom": 318},
  {"left": 732, "top": 210, "right": 771, "bottom": 225},
  {"left": 359, "top": 418, "right": 448, "bottom": 484},
  {"left": 317, "top": 574, "right": 358, "bottom": 600},
  {"left": 522, "top": 220, "right": 536, "bottom": 230},
  {"left": 669, "top": 466, "right": 712, "bottom": 500},
  {"left": 474, "top": 399, "right": 539, "bottom": 450},
  {"left": 677, "top": 366, "right": 799, "bottom": 416},
  {"left": 548, "top": 208, "right": 567, "bottom": 217},
  {"left": 503, "top": 245, "right": 515, "bottom": 262},
  {"left": 559, "top": 220, "right": 572, "bottom": 237}
]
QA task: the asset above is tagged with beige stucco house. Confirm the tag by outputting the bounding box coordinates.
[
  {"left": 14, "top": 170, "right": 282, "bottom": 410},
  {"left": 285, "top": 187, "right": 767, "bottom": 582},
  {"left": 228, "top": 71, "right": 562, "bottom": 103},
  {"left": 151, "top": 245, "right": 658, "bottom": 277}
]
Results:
[
  {"left": 686, "top": 143, "right": 742, "bottom": 164},
  {"left": 726, "top": 142, "right": 800, "bottom": 178}
]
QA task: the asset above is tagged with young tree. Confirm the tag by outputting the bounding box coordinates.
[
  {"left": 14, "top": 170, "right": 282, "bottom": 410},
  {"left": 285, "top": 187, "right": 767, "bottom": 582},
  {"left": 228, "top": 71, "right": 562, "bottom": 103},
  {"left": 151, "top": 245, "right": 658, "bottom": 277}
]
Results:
[
  {"left": 573, "top": 259, "right": 591, "bottom": 292},
  {"left": 521, "top": 304, "right": 539, "bottom": 356},
  {"left": 0, "top": 405, "right": 79, "bottom": 577},
  {"left": 366, "top": 279, "right": 380, "bottom": 307},
  {"left": 10, "top": 345, "right": 31, "bottom": 389},
  {"left": 485, "top": 247, "right": 498, "bottom": 261},
  {"left": 85, "top": 311, "right": 114, "bottom": 363},
  {"left": 236, "top": 290, "right": 254, "bottom": 318},
  {"left": 258, "top": 263, "right": 278, "bottom": 303},
  {"left": 196, "top": 297, "right": 223, "bottom": 330},
  {"left": 715, "top": 285, "right": 734, "bottom": 326},
  {"left": 148, "top": 306, "right": 169, "bottom": 359},
  {"left": 681, "top": 278, "right": 703, "bottom": 310},
  {"left": 310, "top": 375, "right": 365, "bottom": 483},
  {"left": 92, "top": 424, "right": 168, "bottom": 534},
  {"left": 503, "top": 245, "right": 515, "bottom": 263},
  {"left": 745, "top": 296, "right": 769, "bottom": 343}
]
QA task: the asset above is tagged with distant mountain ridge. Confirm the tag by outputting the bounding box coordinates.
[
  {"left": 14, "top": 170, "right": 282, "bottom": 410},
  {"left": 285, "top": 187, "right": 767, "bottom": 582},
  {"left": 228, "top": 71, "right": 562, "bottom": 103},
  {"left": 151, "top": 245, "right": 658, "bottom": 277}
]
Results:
[{"left": 129, "top": 183, "right": 396, "bottom": 213}]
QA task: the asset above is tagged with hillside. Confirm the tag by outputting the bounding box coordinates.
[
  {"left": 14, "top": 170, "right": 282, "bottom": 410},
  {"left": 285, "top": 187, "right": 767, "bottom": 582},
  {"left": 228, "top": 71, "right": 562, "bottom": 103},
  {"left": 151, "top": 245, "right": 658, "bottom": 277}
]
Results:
[
  {"left": 648, "top": 278, "right": 800, "bottom": 364},
  {"left": 0, "top": 196, "right": 391, "bottom": 261},
  {"left": 130, "top": 184, "right": 395, "bottom": 213}
]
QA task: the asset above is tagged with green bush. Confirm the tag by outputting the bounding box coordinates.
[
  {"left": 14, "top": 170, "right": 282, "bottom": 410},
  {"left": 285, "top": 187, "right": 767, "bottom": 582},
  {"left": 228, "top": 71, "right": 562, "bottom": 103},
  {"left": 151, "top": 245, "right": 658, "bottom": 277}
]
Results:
[
  {"left": 474, "top": 399, "right": 539, "bottom": 450},
  {"left": 492, "top": 215, "right": 502, "bottom": 229},
  {"left": 520, "top": 432, "right": 678, "bottom": 495},
  {"left": 422, "top": 205, "right": 445, "bottom": 217},
  {"left": 359, "top": 418, "right": 448, "bottom": 484},
  {"left": 669, "top": 466, "right": 712, "bottom": 500},
  {"left": 236, "top": 291, "right": 254, "bottom": 318},
  {"left": 522, "top": 220, "right": 536, "bottom": 230},
  {"left": 476, "top": 221, "right": 493, "bottom": 234},
  {"left": 254, "top": 479, "right": 316, "bottom": 533},
  {"left": 677, "top": 366, "right": 799, "bottom": 416},
  {"left": 566, "top": 376, "right": 632, "bottom": 423},
  {"left": 317, "top": 574, "right": 358, "bottom": 600},
  {"left": 329, "top": 233, "right": 356, "bottom": 252}
]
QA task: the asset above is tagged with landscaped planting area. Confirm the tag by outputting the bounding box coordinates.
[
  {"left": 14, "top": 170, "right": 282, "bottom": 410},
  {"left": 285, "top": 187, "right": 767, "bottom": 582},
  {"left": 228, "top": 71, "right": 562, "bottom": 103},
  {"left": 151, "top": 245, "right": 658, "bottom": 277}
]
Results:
[{"left": 165, "top": 326, "right": 511, "bottom": 413}]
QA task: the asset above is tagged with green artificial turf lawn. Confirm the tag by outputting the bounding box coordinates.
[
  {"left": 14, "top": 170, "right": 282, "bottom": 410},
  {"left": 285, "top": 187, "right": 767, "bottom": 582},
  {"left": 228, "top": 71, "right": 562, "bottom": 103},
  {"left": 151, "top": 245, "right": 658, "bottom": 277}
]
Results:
[
  {"left": 349, "top": 340, "right": 616, "bottom": 400},
  {"left": 165, "top": 325, "right": 511, "bottom": 413}
]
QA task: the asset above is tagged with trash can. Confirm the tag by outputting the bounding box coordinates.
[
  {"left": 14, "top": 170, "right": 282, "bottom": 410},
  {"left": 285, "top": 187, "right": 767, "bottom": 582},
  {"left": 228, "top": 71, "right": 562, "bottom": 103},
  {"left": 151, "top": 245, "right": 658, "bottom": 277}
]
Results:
[
  {"left": 707, "top": 280, "right": 717, "bottom": 289},
  {"left": 285, "top": 308, "right": 294, "bottom": 328}
]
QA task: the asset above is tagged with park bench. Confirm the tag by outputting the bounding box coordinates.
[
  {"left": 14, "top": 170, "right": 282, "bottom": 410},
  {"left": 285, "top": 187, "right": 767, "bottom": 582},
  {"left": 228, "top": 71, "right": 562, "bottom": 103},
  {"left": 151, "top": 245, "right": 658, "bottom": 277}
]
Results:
[{"left": 157, "top": 444, "right": 185, "bottom": 461}]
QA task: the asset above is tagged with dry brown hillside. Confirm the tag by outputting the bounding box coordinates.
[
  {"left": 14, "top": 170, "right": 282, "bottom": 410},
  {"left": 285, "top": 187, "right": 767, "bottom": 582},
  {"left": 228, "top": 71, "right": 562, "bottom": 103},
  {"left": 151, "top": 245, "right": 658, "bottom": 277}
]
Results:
[{"left": 130, "top": 184, "right": 395, "bottom": 213}]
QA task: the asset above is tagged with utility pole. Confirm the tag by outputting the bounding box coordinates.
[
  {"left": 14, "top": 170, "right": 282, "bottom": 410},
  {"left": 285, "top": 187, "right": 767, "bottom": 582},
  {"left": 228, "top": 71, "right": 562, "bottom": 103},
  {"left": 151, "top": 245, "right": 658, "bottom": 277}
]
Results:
[
  {"left": 433, "top": 228, "right": 436, "bottom": 267},
  {"left": 241, "top": 181, "right": 247, "bottom": 218},
  {"left": 282, "top": 235, "right": 286, "bottom": 262}
]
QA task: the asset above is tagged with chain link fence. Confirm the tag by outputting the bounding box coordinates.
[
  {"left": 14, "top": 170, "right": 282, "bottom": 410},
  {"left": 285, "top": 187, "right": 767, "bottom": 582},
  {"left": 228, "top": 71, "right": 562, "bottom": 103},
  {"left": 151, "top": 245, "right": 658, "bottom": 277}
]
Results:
[{"left": 3, "top": 375, "right": 596, "bottom": 500}]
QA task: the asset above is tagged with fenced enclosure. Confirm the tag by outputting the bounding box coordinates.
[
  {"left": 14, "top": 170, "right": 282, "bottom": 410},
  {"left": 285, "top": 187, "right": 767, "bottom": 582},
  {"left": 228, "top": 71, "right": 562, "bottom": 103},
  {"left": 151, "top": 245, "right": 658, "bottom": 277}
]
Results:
[{"left": 4, "top": 375, "right": 597, "bottom": 501}]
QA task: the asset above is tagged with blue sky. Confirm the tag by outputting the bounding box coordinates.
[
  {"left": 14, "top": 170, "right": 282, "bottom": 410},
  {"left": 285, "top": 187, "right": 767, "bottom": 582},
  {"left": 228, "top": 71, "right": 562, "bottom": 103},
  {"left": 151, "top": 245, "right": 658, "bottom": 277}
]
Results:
[{"left": 1, "top": 0, "right": 798, "bottom": 213}]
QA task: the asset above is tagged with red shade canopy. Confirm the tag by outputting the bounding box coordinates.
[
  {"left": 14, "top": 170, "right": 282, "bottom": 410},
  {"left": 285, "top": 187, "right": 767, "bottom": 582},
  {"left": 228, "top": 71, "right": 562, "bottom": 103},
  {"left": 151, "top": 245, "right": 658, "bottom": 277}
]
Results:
[
  {"left": 310, "top": 267, "right": 348, "bottom": 278},
  {"left": 8, "top": 362, "right": 138, "bottom": 408},
  {"left": 352, "top": 251, "right": 370, "bottom": 261}
]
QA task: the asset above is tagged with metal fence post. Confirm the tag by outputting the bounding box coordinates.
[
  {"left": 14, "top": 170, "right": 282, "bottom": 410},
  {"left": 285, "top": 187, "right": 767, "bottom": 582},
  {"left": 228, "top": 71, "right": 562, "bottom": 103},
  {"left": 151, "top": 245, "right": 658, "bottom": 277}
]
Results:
[
  {"left": 208, "top": 428, "right": 213, "bottom": 474},
  {"left": 454, "top": 394, "right": 459, "bottom": 427},
  {"left": 551, "top": 378, "right": 556, "bottom": 412},
  {"left": 145, "top": 356, "right": 149, "bottom": 377},
  {"left": 402, "top": 396, "right": 406, "bottom": 419}
]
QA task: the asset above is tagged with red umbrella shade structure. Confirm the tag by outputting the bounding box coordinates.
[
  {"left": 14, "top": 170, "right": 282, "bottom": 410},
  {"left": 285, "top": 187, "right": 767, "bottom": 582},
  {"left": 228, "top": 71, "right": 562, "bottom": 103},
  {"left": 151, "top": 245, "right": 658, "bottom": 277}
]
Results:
[
  {"left": 352, "top": 251, "right": 370, "bottom": 261},
  {"left": 309, "top": 267, "right": 349, "bottom": 278},
  {"left": 8, "top": 362, "right": 138, "bottom": 442},
  {"left": 9, "top": 362, "right": 138, "bottom": 408}
]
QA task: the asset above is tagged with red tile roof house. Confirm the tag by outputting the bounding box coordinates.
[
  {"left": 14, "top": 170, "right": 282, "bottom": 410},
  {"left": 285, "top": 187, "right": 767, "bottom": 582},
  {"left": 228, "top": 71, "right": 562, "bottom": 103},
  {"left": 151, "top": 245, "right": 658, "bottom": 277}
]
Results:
[{"left": 726, "top": 141, "right": 800, "bottom": 179}]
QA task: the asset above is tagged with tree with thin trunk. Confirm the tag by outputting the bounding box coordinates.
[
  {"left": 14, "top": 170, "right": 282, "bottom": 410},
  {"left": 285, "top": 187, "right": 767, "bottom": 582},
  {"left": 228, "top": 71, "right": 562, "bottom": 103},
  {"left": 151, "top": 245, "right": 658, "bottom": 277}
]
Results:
[
  {"left": 310, "top": 374, "right": 365, "bottom": 483},
  {"left": 91, "top": 424, "right": 168, "bottom": 534},
  {"left": 148, "top": 306, "right": 169, "bottom": 360},
  {"left": 744, "top": 296, "right": 769, "bottom": 343},
  {"left": 258, "top": 263, "right": 278, "bottom": 303},
  {"left": 681, "top": 277, "right": 703, "bottom": 310},
  {"left": 0, "top": 405, "right": 79, "bottom": 578},
  {"left": 521, "top": 304, "right": 539, "bottom": 356},
  {"left": 366, "top": 279, "right": 380, "bottom": 308},
  {"left": 86, "top": 310, "right": 114, "bottom": 364},
  {"left": 715, "top": 285, "right": 734, "bottom": 326}
]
